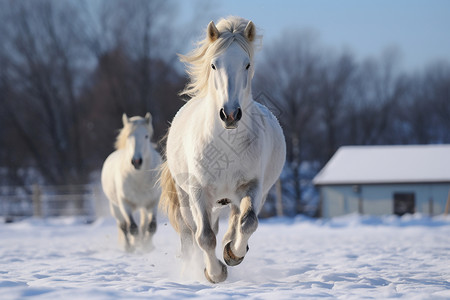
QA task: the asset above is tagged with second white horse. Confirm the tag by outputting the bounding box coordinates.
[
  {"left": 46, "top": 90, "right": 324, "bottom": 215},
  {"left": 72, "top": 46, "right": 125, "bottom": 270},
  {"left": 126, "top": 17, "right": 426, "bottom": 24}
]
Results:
[{"left": 102, "top": 113, "right": 161, "bottom": 252}]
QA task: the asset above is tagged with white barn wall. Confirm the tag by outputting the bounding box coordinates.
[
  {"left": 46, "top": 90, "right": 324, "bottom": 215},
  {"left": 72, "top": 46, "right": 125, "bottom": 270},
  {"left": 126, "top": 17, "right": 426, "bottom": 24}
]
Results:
[
  {"left": 321, "top": 186, "right": 356, "bottom": 218},
  {"left": 360, "top": 185, "right": 392, "bottom": 215},
  {"left": 320, "top": 183, "right": 450, "bottom": 218}
]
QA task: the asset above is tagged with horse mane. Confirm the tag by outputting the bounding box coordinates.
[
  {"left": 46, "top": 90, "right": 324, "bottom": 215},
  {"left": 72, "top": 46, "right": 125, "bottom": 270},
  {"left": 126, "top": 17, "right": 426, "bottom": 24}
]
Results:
[
  {"left": 114, "top": 116, "right": 148, "bottom": 150},
  {"left": 178, "top": 16, "right": 262, "bottom": 100}
]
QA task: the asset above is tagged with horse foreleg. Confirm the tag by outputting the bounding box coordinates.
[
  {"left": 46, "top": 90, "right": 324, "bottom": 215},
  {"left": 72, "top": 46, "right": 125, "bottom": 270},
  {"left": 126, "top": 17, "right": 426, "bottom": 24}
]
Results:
[
  {"left": 223, "top": 195, "right": 258, "bottom": 266},
  {"left": 197, "top": 214, "right": 227, "bottom": 283},
  {"left": 118, "top": 200, "right": 138, "bottom": 252},
  {"left": 178, "top": 207, "right": 195, "bottom": 259},
  {"left": 176, "top": 186, "right": 196, "bottom": 259},
  {"left": 222, "top": 204, "right": 239, "bottom": 250},
  {"left": 191, "top": 198, "right": 227, "bottom": 283},
  {"left": 111, "top": 203, "right": 137, "bottom": 252},
  {"left": 140, "top": 206, "right": 157, "bottom": 251}
]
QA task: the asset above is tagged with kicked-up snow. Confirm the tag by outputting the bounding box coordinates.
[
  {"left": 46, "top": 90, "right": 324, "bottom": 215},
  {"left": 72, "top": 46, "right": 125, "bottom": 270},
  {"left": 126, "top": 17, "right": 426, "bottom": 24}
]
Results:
[{"left": 1, "top": 213, "right": 449, "bottom": 299}]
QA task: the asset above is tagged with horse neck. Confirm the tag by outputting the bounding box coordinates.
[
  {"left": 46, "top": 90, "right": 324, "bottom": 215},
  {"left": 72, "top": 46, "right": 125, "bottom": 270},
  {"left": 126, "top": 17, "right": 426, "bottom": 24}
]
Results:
[
  {"left": 140, "top": 145, "right": 159, "bottom": 171},
  {"left": 144, "top": 146, "right": 158, "bottom": 169}
]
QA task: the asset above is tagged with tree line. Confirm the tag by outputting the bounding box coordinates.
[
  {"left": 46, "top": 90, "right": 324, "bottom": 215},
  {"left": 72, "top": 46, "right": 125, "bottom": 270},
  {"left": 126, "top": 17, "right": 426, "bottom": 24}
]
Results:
[
  {"left": 254, "top": 31, "right": 450, "bottom": 216},
  {"left": 1, "top": 0, "right": 449, "bottom": 216}
]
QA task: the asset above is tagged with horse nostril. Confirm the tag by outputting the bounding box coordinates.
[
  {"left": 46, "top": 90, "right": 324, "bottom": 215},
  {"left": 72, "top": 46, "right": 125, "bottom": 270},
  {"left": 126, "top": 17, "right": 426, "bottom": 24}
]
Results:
[
  {"left": 131, "top": 158, "right": 143, "bottom": 169},
  {"left": 219, "top": 108, "right": 227, "bottom": 122},
  {"left": 235, "top": 107, "right": 242, "bottom": 121}
]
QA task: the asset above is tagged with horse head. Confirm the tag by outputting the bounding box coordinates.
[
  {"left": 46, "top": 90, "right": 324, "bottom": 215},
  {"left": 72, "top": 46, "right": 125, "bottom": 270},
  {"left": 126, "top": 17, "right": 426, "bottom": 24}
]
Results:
[
  {"left": 120, "top": 113, "right": 153, "bottom": 170},
  {"left": 207, "top": 20, "right": 256, "bottom": 129},
  {"left": 178, "top": 17, "right": 258, "bottom": 130}
]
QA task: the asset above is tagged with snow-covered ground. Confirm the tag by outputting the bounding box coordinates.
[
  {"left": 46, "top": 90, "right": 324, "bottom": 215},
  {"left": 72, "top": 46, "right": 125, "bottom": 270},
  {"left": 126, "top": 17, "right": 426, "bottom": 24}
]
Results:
[{"left": 1, "top": 213, "right": 449, "bottom": 299}]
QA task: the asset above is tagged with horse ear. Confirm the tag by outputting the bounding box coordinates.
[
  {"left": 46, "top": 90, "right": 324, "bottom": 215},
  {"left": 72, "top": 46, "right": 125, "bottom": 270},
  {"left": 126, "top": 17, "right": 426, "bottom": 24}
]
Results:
[
  {"left": 244, "top": 21, "right": 255, "bottom": 42},
  {"left": 122, "top": 113, "right": 128, "bottom": 126},
  {"left": 145, "top": 112, "right": 152, "bottom": 124},
  {"left": 207, "top": 21, "right": 219, "bottom": 42}
]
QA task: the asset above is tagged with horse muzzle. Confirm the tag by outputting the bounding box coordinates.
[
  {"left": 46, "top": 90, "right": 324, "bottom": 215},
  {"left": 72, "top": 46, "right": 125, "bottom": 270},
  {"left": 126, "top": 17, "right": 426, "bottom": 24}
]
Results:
[
  {"left": 131, "top": 157, "right": 143, "bottom": 170},
  {"left": 219, "top": 107, "right": 242, "bottom": 129}
]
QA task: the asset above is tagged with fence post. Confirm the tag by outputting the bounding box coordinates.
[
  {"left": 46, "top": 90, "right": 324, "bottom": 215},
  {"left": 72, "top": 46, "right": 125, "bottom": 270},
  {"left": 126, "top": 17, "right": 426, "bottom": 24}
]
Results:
[
  {"left": 428, "top": 197, "right": 433, "bottom": 216},
  {"left": 275, "top": 178, "right": 283, "bottom": 217},
  {"left": 445, "top": 190, "right": 450, "bottom": 216},
  {"left": 32, "top": 184, "right": 42, "bottom": 217}
]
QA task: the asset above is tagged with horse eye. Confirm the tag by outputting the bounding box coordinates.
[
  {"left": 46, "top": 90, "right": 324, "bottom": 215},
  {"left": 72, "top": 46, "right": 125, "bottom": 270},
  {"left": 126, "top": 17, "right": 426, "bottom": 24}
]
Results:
[
  {"left": 246, "top": 63, "right": 251, "bottom": 70},
  {"left": 145, "top": 135, "right": 149, "bottom": 139},
  {"left": 211, "top": 64, "right": 216, "bottom": 70}
]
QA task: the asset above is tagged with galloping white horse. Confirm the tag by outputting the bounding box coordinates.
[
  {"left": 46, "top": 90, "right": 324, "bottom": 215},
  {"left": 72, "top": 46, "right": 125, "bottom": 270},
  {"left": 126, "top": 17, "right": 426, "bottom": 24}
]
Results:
[
  {"left": 102, "top": 113, "right": 161, "bottom": 252},
  {"left": 160, "top": 17, "right": 286, "bottom": 283}
]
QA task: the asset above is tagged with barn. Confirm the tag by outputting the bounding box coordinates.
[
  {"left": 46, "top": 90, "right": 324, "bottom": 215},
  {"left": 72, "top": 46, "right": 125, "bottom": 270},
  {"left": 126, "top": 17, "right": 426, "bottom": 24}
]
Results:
[{"left": 313, "top": 145, "right": 450, "bottom": 218}]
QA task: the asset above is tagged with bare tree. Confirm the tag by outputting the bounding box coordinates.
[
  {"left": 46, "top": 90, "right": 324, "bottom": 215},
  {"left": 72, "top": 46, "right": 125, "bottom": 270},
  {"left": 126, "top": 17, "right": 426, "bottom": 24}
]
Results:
[
  {"left": 80, "top": 0, "right": 179, "bottom": 116},
  {"left": 398, "top": 61, "right": 450, "bottom": 144},
  {"left": 1, "top": 0, "right": 90, "bottom": 185},
  {"left": 345, "top": 49, "right": 408, "bottom": 146},
  {"left": 317, "top": 51, "right": 356, "bottom": 161},
  {"left": 254, "top": 30, "right": 323, "bottom": 214},
  {"left": 422, "top": 62, "right": 450, "bottom": 142},
  {"left": 78, "top": 0, "right": 187, "bottom": 161}
]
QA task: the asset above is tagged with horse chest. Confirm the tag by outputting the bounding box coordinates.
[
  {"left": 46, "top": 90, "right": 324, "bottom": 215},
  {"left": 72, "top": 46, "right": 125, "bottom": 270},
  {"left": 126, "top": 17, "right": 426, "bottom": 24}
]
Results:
[
  {"left": 121, "top": 172, "right": 158, "bottom": 205},
  {"left": 194, "top": 137, "right": 258, "bottom": 190}
]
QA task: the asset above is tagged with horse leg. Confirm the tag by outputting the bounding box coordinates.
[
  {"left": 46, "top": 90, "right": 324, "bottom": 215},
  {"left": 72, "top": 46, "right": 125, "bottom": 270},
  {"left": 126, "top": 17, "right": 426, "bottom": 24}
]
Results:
[
  {"left": 140, "top": 205, "right": 157, "bottom": 251},
  {"left": 211, "top": 207, "right": 221, "bottom": 236},
  {"left": 191, "top": 189, "right": 227, "bottom": 283},
  {"left": 178, "top": 186, "right": 196, "bottom": 259},
  {"left": 197, "top": 212, "right": 227, "bottom": 283},
  {"left": 223, "top": 184, "right": 260, "bottom": 266},
  {"left": 110, "top": 203, "right": 137, "bottom": 252},
  {"left": 118, "top": 199, "right": 138, "bottom": 252},
  {"left": 222, "top": 204, "right": 239, "bottom": 249}
]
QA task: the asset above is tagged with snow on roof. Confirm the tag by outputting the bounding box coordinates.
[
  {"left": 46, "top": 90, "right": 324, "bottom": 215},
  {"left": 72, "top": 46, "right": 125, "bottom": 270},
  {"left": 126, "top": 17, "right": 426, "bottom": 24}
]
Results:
[{"left": 313, "top": 144, "right": 450, "bottom": 185}]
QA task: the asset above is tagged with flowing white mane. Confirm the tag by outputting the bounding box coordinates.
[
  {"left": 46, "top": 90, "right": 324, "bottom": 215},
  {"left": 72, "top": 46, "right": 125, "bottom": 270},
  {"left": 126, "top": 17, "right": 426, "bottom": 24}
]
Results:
[{"left": 179, "top": 16, "right": 262, "bottom": 99}]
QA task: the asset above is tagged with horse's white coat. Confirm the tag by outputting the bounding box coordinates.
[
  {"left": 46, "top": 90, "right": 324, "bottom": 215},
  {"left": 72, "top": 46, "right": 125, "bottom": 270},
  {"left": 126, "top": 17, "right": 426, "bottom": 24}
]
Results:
[
  {"left": 161, "top": 17, "right": 286, "bottom": 283},
  {"left": 101, "top": 113, "right": 161, "bottom": 252}
]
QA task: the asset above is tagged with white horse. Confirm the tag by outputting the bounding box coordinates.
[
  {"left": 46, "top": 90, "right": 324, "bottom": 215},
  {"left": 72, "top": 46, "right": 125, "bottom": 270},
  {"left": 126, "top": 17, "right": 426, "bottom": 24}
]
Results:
[
  {"left": 101, "top": 113, "right": 161, "bottom": 252},
  {"left": 160, "top": 17, "right": 286, "bottom": 283}
]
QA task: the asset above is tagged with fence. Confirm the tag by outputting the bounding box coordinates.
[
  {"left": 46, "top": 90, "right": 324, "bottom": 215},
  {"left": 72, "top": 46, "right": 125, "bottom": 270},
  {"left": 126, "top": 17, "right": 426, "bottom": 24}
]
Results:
[{"left": 0, "top": 184, "right": 108, "bottom": 222}]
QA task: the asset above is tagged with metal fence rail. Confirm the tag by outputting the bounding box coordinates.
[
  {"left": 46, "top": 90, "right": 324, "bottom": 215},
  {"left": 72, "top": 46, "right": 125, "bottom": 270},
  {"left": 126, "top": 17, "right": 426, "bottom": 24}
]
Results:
[{"left": 0, "top": 184, "right": 105, "bottom": 222}]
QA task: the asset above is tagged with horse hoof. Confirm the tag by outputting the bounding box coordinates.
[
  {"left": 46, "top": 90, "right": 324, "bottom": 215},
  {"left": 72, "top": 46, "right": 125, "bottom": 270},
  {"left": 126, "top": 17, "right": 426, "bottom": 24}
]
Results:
[
  {"left": 204, "top": 262, "right": 228, "bottom": 283},
  {"left": 223, "top": 242, "right": 249, "bottom": 266}
]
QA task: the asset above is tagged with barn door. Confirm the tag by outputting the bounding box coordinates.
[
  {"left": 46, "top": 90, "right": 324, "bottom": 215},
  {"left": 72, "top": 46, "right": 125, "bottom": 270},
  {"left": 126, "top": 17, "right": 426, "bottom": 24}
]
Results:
[{"left": 393, "top": 193, "right": 415, "bottom": 216}]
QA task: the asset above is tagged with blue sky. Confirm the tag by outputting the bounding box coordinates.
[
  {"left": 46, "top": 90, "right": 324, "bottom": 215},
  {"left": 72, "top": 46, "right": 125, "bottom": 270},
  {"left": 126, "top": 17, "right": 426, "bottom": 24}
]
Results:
[{"left": 183, "top": 0, "right": 450, "bottom": 71}]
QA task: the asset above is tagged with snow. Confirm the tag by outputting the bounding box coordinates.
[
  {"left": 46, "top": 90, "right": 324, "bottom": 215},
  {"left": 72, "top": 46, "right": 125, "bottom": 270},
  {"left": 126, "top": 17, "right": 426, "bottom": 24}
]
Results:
[
  {"left": 1, "top": 214, "right": 450, "bottom": 299},
  {"left": 313, "top": 144, "right": 450, "bottom": 185}
]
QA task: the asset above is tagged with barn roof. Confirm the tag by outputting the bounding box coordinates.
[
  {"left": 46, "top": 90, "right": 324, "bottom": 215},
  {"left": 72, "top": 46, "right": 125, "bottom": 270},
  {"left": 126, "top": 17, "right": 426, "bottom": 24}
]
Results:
[{"left": 313, "top": 144, "right": 450, "bottom": 185}]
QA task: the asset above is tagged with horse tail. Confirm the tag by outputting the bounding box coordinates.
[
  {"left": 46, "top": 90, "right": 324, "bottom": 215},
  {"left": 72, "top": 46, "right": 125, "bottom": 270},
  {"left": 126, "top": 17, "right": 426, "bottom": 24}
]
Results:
[{"left": 159, "top": 160, "right": 181, "bottom": 233}]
